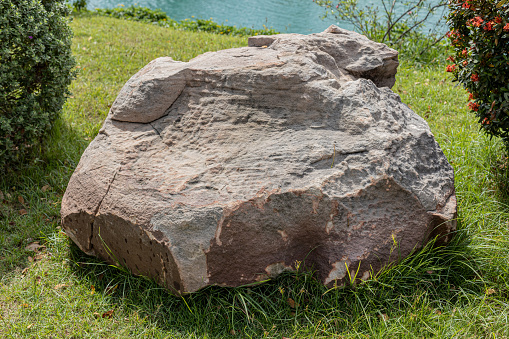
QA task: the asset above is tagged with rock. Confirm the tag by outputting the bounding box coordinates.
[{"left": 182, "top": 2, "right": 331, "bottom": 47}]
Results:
[{"left": 61, "top": 25, "right": 456, "bottom": 294}]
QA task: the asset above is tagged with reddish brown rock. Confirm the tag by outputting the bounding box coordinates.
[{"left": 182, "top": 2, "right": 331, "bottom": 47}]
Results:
[{"left": 61, "top": 25, "right": 456, "bottom": 294}]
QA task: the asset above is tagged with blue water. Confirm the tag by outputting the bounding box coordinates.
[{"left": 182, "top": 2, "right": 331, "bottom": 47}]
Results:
[{"left": 87, "top": 0, "right": 446, "bottom": 35}]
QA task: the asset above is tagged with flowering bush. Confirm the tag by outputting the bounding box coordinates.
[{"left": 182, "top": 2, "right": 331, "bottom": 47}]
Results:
[
  {"left": 0, "top": 0, "right": 76, "bottom": 172},
  {"left": 447, "top": 0, "right": 509, "bottom": 142}
]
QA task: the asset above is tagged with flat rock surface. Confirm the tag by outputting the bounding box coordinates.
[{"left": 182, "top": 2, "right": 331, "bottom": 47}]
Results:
[{"left": 61, "top": 25, "right": 456, "bottom": 294}]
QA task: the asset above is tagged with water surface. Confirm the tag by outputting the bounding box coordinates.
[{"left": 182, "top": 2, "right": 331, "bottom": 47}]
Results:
[
  {"left": 88, "top": 0, "right": 352, "bottom": 34},
  {"left": 87, "top": 0, "right": 446, "bottom": 35}
]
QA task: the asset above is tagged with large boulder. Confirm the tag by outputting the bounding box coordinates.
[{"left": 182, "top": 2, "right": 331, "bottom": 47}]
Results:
[{"left": 61, "top": 25, "right": 456, "bottom": 294}]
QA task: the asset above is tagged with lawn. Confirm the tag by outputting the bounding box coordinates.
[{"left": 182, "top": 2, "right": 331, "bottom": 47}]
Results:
[{"left": 1, "top": 13, "right": 508, "bottom": 338}]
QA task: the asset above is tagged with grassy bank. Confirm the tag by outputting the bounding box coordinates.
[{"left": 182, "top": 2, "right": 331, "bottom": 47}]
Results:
[{"left": 1, "top": 13, "right": 508, "bottom": 338}]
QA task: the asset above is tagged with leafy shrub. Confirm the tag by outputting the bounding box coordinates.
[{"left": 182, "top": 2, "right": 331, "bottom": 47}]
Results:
[
  {"left": 0, "top": 0, "right": 76, "bottom": 172},
  {"left": 95, "top": 6, "right": 279, "bottom": 37},
  {"left": 447, "top": 0, "right": 509, "bottom": 143},
  {"left": 314, "top": 0, "right": 449, "bottom": 63}
]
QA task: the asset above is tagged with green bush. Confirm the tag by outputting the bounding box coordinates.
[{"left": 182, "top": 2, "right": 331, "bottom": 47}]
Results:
[
  {"left": 0, "top": 0, "right": 76, "bottom": 172},
  {"left": 447, "top": 0, "right": 509, "bottom": 143}
]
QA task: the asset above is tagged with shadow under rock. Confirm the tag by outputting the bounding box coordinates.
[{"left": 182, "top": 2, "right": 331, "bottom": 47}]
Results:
[{"left": 67, "top": 223, "right": 484, "bottom": 337}]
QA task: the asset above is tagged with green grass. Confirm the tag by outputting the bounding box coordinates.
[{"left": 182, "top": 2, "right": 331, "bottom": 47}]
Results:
[{"left": 1, "top": 13, "right": 509, "bottom": 338}]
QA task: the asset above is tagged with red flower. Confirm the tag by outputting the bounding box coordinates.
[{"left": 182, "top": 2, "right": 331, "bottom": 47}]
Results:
[
  {"left": 462, "top": 2, "right": 471, "bottom": 9},
  {"left": 468, "top": 102, "right": 479, "bottom": 111},
  {"left": 469, "top": 16, "right": 484, "bottom": 27},
  {"left": 446, "top": 55, "right": 455, "bottom": 61},
  {"left": 446, "top": 64, "right": 457, "bottom": 72},
  {"left": 471, "top": 73, "right": 479, "bottom": 82},
  {"left": 495, "top": 16, "right": 502, "bottom": 24},
  {"left": 463, "top": 60, "right": 468, "bottom": 66},
  {"left": 468, "top": 92, "right": 474, "bottom": 101},
  {"left": 462, "top": 49, "right": 468, "bottom": 56},
  {"left": 447, "top": 30, "right": 460, "bottom": 38},
  {"left": 504, "top": 23, "right": 509, "bottom": 32},
  {"left": 482, "top": 117, "right": 490, "bottom": 124},
  {"left": 484, "top": 21, "right": 493, "bottom": 31}
]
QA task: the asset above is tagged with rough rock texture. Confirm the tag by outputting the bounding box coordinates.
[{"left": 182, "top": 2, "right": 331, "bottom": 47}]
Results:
[{"left": 61, "top": 25, "right": 456, "bottom": 294}]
